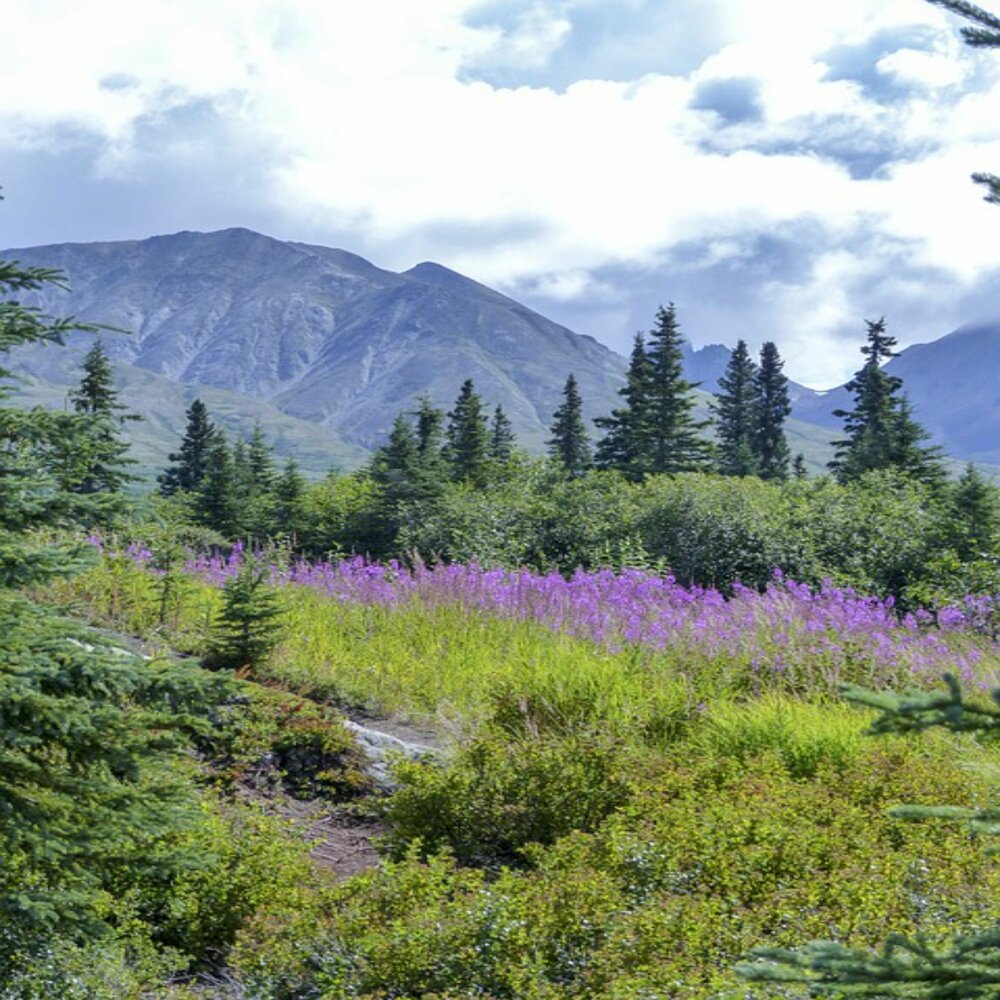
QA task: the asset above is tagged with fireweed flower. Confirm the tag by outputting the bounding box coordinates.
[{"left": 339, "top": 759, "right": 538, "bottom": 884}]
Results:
[{"left": 98, "top": 539, "right": 999, "bottom": 690}]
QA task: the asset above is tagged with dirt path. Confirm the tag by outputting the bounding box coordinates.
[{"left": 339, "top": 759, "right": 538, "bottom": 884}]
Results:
[{"left": 79, "top": 622, "right": 448, "bottom": 880}]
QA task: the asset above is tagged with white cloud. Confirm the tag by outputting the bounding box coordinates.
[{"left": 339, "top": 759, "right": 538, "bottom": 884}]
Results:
[
  {"left": 2, "top": 0, "right": 1000, "bottom": 385},
  {"left": 877, "top": 47, "right": 967, "bottom": 88}
]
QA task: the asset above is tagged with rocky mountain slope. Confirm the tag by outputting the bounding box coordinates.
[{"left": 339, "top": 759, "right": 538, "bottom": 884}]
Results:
[
  {"left": 3, "top": 227, "right": 859, "bottom": 474},
  {"left": 5, "top": 228, "right": 627, "bottom": 455}
]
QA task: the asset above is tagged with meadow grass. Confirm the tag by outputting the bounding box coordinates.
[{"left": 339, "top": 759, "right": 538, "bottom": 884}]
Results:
[
  {"left": 41, "top": 551, "right": 1000, "bottom": 747},
  {"left": 36, "top": 548, "right": 1000, "bottom": 997}
]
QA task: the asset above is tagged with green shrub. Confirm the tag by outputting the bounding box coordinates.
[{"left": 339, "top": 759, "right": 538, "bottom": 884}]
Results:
[
  {"left": 232, "top": 729, "right": 1000, "bottom": 999},
  {"left": 201, "top": 682, "right": 372, "bottom": 799},
  {"left": 383, "top": 729, "right": 636, "bottom": 865},
  {"left": 115, "top": 796, "right": 318, "bottom": 965}
]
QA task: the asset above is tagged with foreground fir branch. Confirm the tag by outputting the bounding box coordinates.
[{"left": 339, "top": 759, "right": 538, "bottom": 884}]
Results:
[
  {"left": 738, "top": 672, "right": 1000, "bottom": 995},
  {"left": 740, "top": 932, "right": 1000, "bottom": 996}
]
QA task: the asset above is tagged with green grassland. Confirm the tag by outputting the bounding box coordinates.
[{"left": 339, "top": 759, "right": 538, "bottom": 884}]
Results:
[{"left": 29, "top": 552, "right": 1000, "bottom": 998}]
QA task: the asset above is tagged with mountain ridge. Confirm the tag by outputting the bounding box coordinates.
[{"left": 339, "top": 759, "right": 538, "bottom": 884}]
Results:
[
  {"left": 4, "top": 227, "right": 628, "bottom": 454},
  {"left": 8, "top": 226, "right": 993, "bottom": 476}
]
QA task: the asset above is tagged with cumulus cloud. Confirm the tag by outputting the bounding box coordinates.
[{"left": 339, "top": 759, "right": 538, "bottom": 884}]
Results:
[{"left": 1, "top": 0, "right": 999, "bottom": 386}]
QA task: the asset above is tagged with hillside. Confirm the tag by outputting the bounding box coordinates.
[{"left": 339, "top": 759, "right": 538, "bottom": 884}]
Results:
[
  {"left": 2, "top": 228, "right": 847, "bottom": 473},
  {"left": 4, "top": 228, "right": 627, "bottom": 454}
]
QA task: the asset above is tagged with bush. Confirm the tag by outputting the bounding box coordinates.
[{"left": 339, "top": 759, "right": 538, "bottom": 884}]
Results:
[
  {"left": 383, "top": 729, "right": 636, "bottom": 865},
  {"left": 201, "top": 682, "right": 372, "bottom": 799},
  {"left": 232, "top": 730, "right": 1000, "bottom": 1000}
]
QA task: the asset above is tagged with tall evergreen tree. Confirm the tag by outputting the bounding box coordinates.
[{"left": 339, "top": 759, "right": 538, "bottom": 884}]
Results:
[
  {"left": 158, "top": 398, "right": 216, "bottom": 496},
  {"left": 594, "top": 333, "right": 652, "bottom": 478},
  {"left": 753, "top": 341, "right": 791, "bottom": 481},
  {"left": 548, "top": 373, "right": 592, "bottom": 476},
  {"left": 488, "top": 404, "right": 516, "bottom": 463},
  {"left": 948, "top": 462, "right": 1000, "bottom": 560},
  {"left": 271, "top": 457, "right": 306, "bottom": 538},
  {"left": 247, "top": 422, "right": 276, "bottom": 494},
  {"left": 0, "top": 240, "right": 223, "bottom": 949},
  {"left": 69, "top": 337, "right": 118, "bottom": 417},
  {"left": 52, "top": 337, "right": 140, "bottom": 507},
  {"left": 231, "top": 435, "right": 253, "bottom": 505},
  {"left": 415, "top": 395, "right": 445, "bottom": 460},
  {"left": 413, "top": 394, "right": 450, "bottom": 490},
  {"left": 446, "top": 379, "right": 489, "bottom": 485},
  {"left": 792, "top": 453, "right": 808, "bottom": 479},
  {"left": 642, "top": 303, "right": 714, "bottom": 475},
  {"left": 195, "top": 430, "right": 240, "bottom": 536},
  {"left": 891, "top": 396, "right": 947, "bottom": 486},
  {"left": 371, "top": 412, "right": 421, "bottom": 505},
  {"left": 829, "top": 318, "right": 943, "bottom": 484},
  {"left": 712, "top": 339, "right": 760, "bottom": 477}
]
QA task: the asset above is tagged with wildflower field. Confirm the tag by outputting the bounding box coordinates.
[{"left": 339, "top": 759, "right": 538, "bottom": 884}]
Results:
[{"left": 37, "top": 542, "right": 1000, "bottom": 998}]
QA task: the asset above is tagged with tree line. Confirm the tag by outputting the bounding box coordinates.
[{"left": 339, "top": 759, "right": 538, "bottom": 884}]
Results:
[
  {"left": 60, "top": 297, "right": 954, "bottom": 549},
  {"left": 365, "top": 301, "right": 944, "bottom": 494}
]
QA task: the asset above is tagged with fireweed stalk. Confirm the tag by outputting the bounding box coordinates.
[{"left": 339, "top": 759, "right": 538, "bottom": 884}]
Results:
[{"left": 100, "top": 542, "right": 998, "bottom": 701}]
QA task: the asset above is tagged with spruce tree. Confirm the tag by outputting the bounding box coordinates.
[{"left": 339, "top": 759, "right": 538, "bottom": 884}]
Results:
[
  {"left": 231, "top": 435, "right": 252, "bottom": 505},
  {"left": 792, "top": 453, "right": 808, "bottom": 479},
  {"left": 488, "top": 404, "right": 516, "bottom": 463},
  {"left": 446, "top": 379, "right": 489, "bottom": 485},
  {"left": 712, "top": 339, "right": 760, "bottom": 477},
  {"left": 948, "top": 462, "right": 1000, "bottom": 560},
  {"left": 158, "top": 398, "right": 216, "bottom": 495},
  {"left": 753, "top": 341, "right": 792, "bottom": 481},
  {"left": 71, "top": 338, "right": 118, "bottom": 415},
  {"left": 206, "top": 558, "right": 285, "bottom": 671},
  {"left": 195, "top": 430, "right": 241, "bottom": 536},
  {"left": 413, "top": 394, "right": 450, "bottom": 494},
  {"left": 271, "top": 457, "right": 306, "bottom": 538},
  {"left": 238, "top": 424, "right": 279, "bottom": 540},
  {"left": 548, "top": 373, "right": 592, "bottom": 476},
  {"left": 371, "top": 412, "right": 421, "bottom": 506},
  {"left": 829, "top": 318, "right": 943, "bottom": 484},
  {"left": 642, "top": 303, "right": 714, "bottom": 475},
  {"left": 594, "top": 333, "right": 653, "bottom": 478},
  {"left": 891, "top": 396, "right": 947, "bottom": 487},
  {"left": 415, "top": 395, "right": 446, "bottom": 462},
  {"left": 247, "top": 422, "right": 276, "bottom": 494},
  {"left": 0, "top": 240, "right": 224, "bottom": 948},
  {"left": 45, "top": 338, "right": 140, "bottom": 522}
]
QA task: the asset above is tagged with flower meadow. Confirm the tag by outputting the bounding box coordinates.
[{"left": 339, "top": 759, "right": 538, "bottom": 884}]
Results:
[
  {"left": 86, "top": 539, "right": 1000, "bottom": 723},
  {"left": 49, "top": 540, "right": 1000, "bottom": 999}
]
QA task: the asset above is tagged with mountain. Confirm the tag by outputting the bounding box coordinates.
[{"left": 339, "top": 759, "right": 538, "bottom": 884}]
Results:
[
  {"left": 4, "top": 228, "right": 627, "bottom": 456},
  {"left": 3, "top": 227, "right": 845, "bottom": 475},
  {"left": 790, "top": 323, "right": 1000, "bottom": 467}
]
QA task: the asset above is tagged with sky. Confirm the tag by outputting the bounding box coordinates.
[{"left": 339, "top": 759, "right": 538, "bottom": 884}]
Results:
[{"left": 2, "top": 0, "right": 1000, "bottom": 387}]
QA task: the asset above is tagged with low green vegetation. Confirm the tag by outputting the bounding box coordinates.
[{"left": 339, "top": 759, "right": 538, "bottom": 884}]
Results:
[
  {"left": 7, "top": 7, "right": 1000, "bottom": 989},
  {"left": 25, "top": 541, "right": 1000, "bottom": 995}
]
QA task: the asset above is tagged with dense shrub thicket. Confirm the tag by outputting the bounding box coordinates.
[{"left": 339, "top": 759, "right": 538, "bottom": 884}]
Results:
[
  {"left": 230, "top": 715, "right": 1000, "bottom": 999},
  {"left": 266, "top": 462, "right": 997, "bottom": 607}
]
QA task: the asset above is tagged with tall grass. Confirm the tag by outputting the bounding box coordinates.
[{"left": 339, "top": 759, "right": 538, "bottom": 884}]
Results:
[{"left": 39, "top": 550, "right": 1000, "bottom": 745}]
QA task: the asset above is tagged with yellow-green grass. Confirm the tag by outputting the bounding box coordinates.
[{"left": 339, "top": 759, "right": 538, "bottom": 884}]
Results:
[{"left": 38, "top": 556, "right": 1000, "bottom": 749}]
